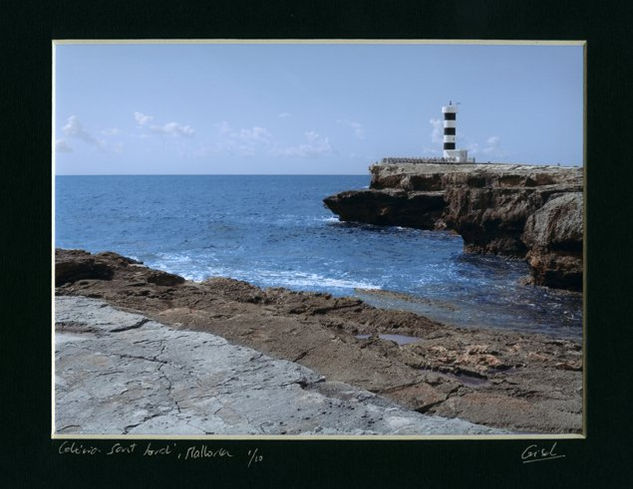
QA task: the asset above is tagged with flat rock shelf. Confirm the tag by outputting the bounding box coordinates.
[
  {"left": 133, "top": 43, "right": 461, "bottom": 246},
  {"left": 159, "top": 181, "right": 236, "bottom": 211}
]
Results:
[{"left": 55, "top": 296, "right": 502, "bottom": 436}]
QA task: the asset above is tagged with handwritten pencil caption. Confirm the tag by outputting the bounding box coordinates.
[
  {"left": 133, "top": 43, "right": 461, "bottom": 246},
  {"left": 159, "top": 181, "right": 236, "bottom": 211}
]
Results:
[{"left": 58, "top": 441, "right": 263, "bottom": 467}]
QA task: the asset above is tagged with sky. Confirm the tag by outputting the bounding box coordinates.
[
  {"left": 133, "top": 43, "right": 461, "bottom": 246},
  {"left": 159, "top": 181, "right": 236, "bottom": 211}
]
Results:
[{"left": 54, "top": 42, "right": 584, "bottom": 175}]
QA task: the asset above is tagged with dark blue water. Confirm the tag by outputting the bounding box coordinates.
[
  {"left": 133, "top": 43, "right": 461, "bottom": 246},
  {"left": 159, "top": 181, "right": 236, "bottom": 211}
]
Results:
[{"left": 55, "top": 175, "right": 582, "bottom": 338}]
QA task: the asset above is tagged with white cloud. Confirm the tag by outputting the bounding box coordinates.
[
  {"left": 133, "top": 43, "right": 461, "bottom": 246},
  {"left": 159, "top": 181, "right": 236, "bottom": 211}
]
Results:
[
  {"left": 213, "top": 122, "right": 273, "bottom": 156},
  {"left": 210, "top": 123, "right": 331, "bottom": 158},
  {"left": 134, "top": 112, "right": 154, "bottom": 126},
  {"left": 101, "top": 128, "right": 120, "bottom": 136},
  {"left": 63, "top": 115, "right": 94, "bottom": 143},
  {"left": 135, "top": 112, "right": 195, "bottom": 138},
  {"left": 429, "top": 118, "right": 443, "bottom": 144},
  {"left": 466, "top": 136, "right": 505, "bottom": 160},
  {"left": 62, "top": 115, "right": 106, "bottom": 149},
  {"left": 215, "top": 120, "right": 232, "bottom": 135},
  {"left": 337, "top": 119, "right": 365, "bottom": 140},
  {"left": 467, "top": 142, "right": 480, "bottom": 155},
  {"left": 149, "top": 122, "right": 195, "bottom": 137},
  {"left": 278, "top": 112, "right": 292, "bottom": 118},
  {"left": 483, "top": 135, "right": 501, "bottom": 154},
  {"left": 305, "top": 130, "right": 320, "bottom": 143},
  {"left": 238, "top": 126, "right": 272, "bottom": 144},
  {"left": 55, "top": 139, "right": 72, "bottom": 153},
  {"left": 274, "top": 131, "right": 333, "bottom": 158}
]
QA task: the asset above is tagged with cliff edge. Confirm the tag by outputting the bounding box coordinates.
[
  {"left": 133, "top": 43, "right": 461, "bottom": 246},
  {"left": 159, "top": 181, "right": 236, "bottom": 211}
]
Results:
[{"left": 323, "top": 163, "right": 583, "bottom": 291}]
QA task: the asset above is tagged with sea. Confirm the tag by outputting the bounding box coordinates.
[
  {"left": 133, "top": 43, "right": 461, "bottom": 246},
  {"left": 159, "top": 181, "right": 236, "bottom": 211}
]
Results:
[{"left": 55, "top": 175, "right": 582, "bottom": 339}]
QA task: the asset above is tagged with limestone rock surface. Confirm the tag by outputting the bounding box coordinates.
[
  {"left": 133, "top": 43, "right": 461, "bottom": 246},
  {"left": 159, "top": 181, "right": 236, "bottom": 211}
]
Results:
[{"left": 55, "top": 295, "right": 501, "bottom": 436}]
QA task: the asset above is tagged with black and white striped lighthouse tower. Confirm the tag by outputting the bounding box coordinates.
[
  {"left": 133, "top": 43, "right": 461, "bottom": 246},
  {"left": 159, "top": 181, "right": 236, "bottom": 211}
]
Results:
[
  {"left": 441, "top": 101, "right": 469, "bottom": 162},
  {"left": 442, "top": 101, "right": 457, "bottom": 157}
]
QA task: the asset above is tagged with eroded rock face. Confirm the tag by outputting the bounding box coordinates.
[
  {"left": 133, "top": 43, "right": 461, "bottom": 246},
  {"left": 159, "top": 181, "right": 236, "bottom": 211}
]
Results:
[
  {"left": 323, "top": 163, "right": 583, "bottom": 290},
  {"left": 55, "top": 249, "right": 119, "bottom": 285},
  {"left": 443, "top": 186, "right": 544, "bottom": 255},
  {"left": 522, "top": 193, "right": 583, "bottom": 291},
  {"left": 522, "top": 193, "right": 583, "bottom": 249},
  {"left": 323, "top": 189, "right": 445, "bottom": 229}
]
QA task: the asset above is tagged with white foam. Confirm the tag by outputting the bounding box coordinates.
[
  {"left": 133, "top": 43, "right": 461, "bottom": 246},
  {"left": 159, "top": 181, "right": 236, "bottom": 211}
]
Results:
[
  {"left": 143, "top": 256, "right": 382, "bottom": 292},
  {"left": 155, "top": 252, "right": 194, "bottom": 264},
  {"left": 319, "top": 216, "right": 340, "bottom": 223},
  {"left": 255, "top": 270, "right": 381, "bottom": 291}
]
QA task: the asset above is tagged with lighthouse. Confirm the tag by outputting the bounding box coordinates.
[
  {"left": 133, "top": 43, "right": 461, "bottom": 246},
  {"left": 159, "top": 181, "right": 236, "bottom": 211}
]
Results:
[{"left": 442, "top": 102, "right": 469, "bottom": 163}]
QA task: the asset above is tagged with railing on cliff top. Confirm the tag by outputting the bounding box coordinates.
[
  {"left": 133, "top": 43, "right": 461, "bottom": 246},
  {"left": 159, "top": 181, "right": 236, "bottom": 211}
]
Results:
[{"left": 380, "top": 157, "right": 476, "bottom": 165}]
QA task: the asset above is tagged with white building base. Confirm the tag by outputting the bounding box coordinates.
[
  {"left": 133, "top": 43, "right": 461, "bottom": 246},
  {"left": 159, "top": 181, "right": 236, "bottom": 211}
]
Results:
[{"left": 443, "top": 149, "right": 470, "bottom": 163}]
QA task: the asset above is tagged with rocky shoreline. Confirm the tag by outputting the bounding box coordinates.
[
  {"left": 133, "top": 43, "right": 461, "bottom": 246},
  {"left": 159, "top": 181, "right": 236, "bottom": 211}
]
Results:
[
  {"left": 55, "top": 249, "right": 583, "bottom": 434},
  {"left": 323, "top": 163, "right": 583, "bottom": 290}
]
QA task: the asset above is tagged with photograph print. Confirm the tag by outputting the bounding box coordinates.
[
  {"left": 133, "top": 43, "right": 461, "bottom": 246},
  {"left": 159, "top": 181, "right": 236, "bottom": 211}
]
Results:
[{"left": 53, "top": 41, "right": 584, "bottom": 437}]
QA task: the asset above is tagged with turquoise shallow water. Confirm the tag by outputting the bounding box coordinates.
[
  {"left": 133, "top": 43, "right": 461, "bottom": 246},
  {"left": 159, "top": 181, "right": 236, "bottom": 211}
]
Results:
[{"left": 55, "top": 175, "right": 582, "bottom": 338}]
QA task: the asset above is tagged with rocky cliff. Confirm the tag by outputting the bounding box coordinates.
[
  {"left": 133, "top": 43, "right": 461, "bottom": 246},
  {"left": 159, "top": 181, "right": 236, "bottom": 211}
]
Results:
[{"left": 324, "top": 163, "right": 583, "bottom": 290}]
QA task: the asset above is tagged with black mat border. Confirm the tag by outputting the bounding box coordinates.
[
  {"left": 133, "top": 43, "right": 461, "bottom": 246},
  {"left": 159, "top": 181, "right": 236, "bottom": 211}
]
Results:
[{"left": 4, "top": 0, "right": 633, "bottom": 487}]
